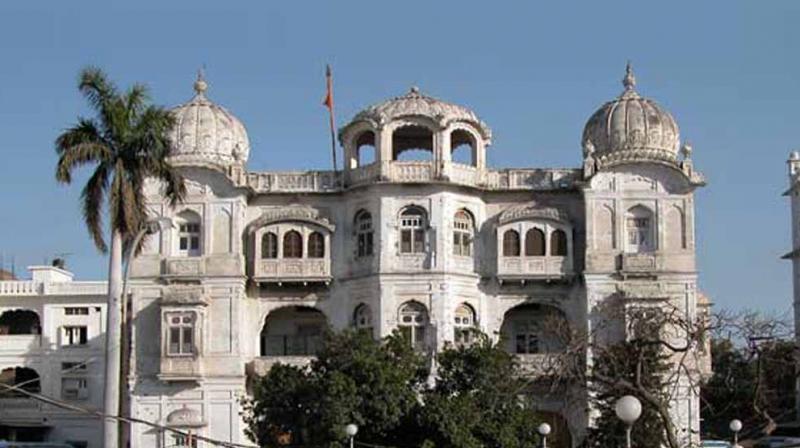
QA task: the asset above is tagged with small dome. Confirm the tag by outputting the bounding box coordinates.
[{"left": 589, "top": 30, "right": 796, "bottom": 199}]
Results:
[
  {"left": 165, "top": 405, "right": 205, "bottom": 428},
  {"left": 343, "top": 86, "right": 491, "bottom": 140},
  {"left": 168, "top": 71, "right": 250, "bottom": 168},
  {"left": 582, "top": 63, "right": 680, "bottom": 165}
]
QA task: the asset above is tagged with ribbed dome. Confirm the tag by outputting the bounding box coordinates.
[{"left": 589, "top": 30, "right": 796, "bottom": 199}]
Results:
[
  {"left": 165, "top": 405, "right": 205, "bottom": 428},
  {"left": 582, "top": 64, "right": 680, "bottom": 165},
  {"left": 346, "top": 86, "right": 491, "bottom": 140},
  {"left": 168, "top": 72, "right": 250, "bottom": 168}
]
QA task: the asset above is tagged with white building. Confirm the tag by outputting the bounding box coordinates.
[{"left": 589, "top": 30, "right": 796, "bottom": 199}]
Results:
[
  {"left": 0, "top": 64, "right": 707, "bottom": 447},
  {"left": 0, "top": 263, "right": 106, "bottom": 447}
]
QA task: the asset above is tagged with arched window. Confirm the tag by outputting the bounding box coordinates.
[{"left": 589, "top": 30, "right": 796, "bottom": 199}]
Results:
[
  {"left": 502, "top": 229, "right": 520, "bottom": 256},
  {"left": 550, "top": 229, "right": 568, "bottom": 256},
  {"left": 393, "top": 125, "right": 434, "bottom": 161},
  {"left": 261, "top": 232, "right": 278, "bottom": 259},
  {"left": 353, "top": 304, "right": 373, "bottom": 333},
  {"left": 261, "top": 306, "right": 327, "bottom": 356},
  {"left": 398, "top": 301, "right": 428, "bottom": 351},
  {"left": 451, "top": 129, "right": 477, "bottom": 166},
  {"left": 453, "top": 210, "right": 474, "bottom": 256},
  {"left": 501, "top": 304, "right": 568, "bottom": 355},
  {"left": 0, "top": 309, "right": 40, "bottom": 335},
  {"left": 454, "top": 303, "right": 477, "bottom": 345},
  {"left": 625, "top": 205, "right": 655, "bottom": 253},
  {"left": 400, "top": 207, "right": 426, "bottom": 254},
  {"left": 524, "top": 228, "right": 545, "bottom": 256},
  {"left": 356, "top": 131, "right": 376, "bottom": 167},
  {"left": 355, "top": 210, "right": 374, "bottom": 257},
  {"left": 0, "top": 367, "right": 41, "bottom": 397},
  {"left": 308, "top": 232, "right": 325, "bottom": 258},
  {"left": 283, "top": 231, "right": 303, "bottom": 258},
  {"left": 175, "top": 210, "right": 202, "bottom": 257}
]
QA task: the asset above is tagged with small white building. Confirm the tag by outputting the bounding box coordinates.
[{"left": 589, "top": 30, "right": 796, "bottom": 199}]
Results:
[{"left": 0, "top": 263, "right": 106, "bottom": 447}]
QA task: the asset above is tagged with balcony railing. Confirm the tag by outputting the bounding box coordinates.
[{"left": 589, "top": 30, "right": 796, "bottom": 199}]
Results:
[
  {"left": 261, "top": 335, "right": 322, "bottom": 357},
  {"left": 497, "top": 256, "right": 573, "bottom": 282},
  {"left": 0, "top": 397, "right": 45, "bottom": 423},
  {"left": 389, "top": 161, "right": 434, "bottom": 183},
  {"left": 515, "top": 353, "right": 568, "bottom": 377},
  {"left": 235, "top": 165, "right": 581, "bottom": 193},
  {"left": 0, "top": 334, "right": 42, "bottom": 352},
  {"left": 247, "top": 356, "right": 314, "bottom": 377},
  {"left": 245, "top": 171, "right": 341, "bottom": 193},
  {"left": 254, "top": 259, "right": 331, "bottom": 284},
  {"left": 620, "top": 252, "right": 660, "bottom": 274},
  {"left": 159, "top": 356, "right": 203, "bottom": 382},
  {"left": 0, "top": 281, "right": 39, "bottom": 295}
]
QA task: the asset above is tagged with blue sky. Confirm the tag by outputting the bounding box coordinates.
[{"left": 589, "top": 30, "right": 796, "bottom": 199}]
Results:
[{"left": 0, "top": 1, "right": 796, "bottom": 313}]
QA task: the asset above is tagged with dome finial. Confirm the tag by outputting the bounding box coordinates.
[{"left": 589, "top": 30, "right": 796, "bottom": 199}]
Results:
[
  {"left": 622, "top": 60, "right": 636, "bottom": 91},
  {"left": 194, "top": 66, "right": 208, "bottom": 95}
]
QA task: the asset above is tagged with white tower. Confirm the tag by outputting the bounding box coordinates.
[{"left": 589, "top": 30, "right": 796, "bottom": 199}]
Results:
[{"left": 783, "top": 150, "right": 800, "bottom": 417}]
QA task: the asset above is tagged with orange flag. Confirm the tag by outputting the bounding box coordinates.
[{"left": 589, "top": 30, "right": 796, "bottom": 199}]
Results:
[{"left": 323, "top": 64, "right": 334, "bottom": 110}]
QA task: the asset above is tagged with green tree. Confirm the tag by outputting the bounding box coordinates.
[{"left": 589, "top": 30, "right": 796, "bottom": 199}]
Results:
[
  {"left": 55, "top": 67, "right": 185, "bottom": 446},
  {"left": 701, "top": 338, "right": 796, "bottom": 439},
  {"left": 415, "top": 336, "right": 541, "bottom": 448},
  {"left": 244, "top": 331, "right": 545, "bottom": 448},
  {"left": 244, "top": 329, "right": 426, "bottom": 447}
]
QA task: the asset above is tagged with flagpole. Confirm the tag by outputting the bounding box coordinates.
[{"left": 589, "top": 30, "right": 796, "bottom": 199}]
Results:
[{"left": 324, "top": 64, "right": 338, "bottom": 172}]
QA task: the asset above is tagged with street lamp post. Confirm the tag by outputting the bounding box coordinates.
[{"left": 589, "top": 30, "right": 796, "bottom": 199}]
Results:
[
  {"left": 538, "top": 423, "right": 552, "bottom": 448},
  {"left": 615, "top": 395, "right": 642, "bottom": 448},
  {"left": 729, "top": 419, "right": 743, "bottom": 447},
  {"left": 345, "top": 423, "right": 358, "bottom": 448}
]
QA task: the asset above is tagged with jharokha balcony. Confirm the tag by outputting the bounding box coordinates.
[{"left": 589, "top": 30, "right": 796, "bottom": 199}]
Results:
[
  {"left": 497, "top": 256, "right": 573, "bottom": 283},
  {"left": 254, "top": 258, "right": 331, "bottom": 285}
]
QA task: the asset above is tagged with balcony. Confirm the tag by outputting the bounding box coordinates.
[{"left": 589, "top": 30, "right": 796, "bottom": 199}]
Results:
[
  {"left": 0, "top": 397, "right": 46, "bottom": 424},
  {"left": 0, "top": 334, "right": 42, "bottom": 353},
  {"left": 158, "top": 356, "right": 203, "bottom": 382},
  {"left": 515, "top": 353, "right": 568, "bottom": 377},
  {"left": 159, "top": 254, "right": 243, "bottom": 281},
  {"left": 254, "top": 259, "right": 331, "bottom": 284},
  {"left": 248, "top": 334, "right": 320, "bottom": 377},
  {"left": 497, "top": 256, "right": 573, "bottom": 283},
  {"left": 244, "top": 170, "right": 341, "bottom": 193},
  {"left": 247, "top": 356, "right": 314, "bottom": 377}
]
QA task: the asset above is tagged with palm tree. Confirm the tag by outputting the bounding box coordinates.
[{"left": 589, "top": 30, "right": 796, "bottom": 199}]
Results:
[{"left": 55, "top": 67, "right": 185, "bottom": 447}]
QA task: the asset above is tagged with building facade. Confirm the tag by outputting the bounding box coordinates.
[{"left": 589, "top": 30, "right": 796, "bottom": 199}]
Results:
[
  {"left": 0, "top": 264, "right": 106, "bottom": 447},
  {"left": 124, "top": 65, "right": 706, "bottom": 447},
  {"left": 0, "top": 65, "right": 707, "bottom": 447}
]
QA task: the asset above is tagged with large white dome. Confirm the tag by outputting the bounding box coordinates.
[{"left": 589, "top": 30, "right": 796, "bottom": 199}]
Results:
[
  {"left": 582, "top": 64, "right": 680, "bottom": 166},
  {"left": 168, "top": 73, "right": 250, "bottom": 169}
]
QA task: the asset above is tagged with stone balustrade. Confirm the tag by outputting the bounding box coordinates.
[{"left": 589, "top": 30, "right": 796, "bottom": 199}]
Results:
[
  {"left": 246, "top": 356, "right": 314, "bottom": 377},
  {"left": 0, "top": 281, "right": 40, "bottom": 295},
  {"left": 0, "top": 335, "right": 42, "bottom": 353},
  {"left": 516, "top": 353, "right": 568, "bottom": 377},
  {"left": 497, "top": 256, "right": 573, "bottom": 282},
  {"left": 237, "top": 163, "right": 581, "bottom": 193},
  {"left": 159, "top": 356, "right": 203, "bottom": 381},
  {"left": 244, "top": 170, "right": 341, "bottom": 193},
  {"left": 254, "top": 259, "right": 331, "bottom": 284},
  {"left": 0, "top": 397, "right": 46, "bottom": 424},
  {"left": 0, "top": 280, "right": 107, "bottom": 296},
  {"left": 43, "top": 281, "right": 107, "bottom": 296}
]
